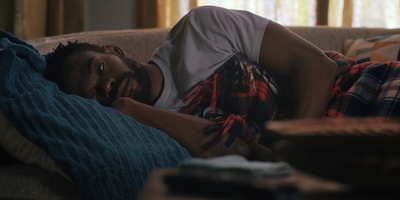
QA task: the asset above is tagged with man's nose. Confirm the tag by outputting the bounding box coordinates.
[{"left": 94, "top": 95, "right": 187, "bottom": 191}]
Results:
[{"left": 98, "top": 78, "right": 115, "bottom": 98}]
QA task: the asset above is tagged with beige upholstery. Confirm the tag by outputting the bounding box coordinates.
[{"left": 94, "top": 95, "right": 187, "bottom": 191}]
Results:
[
  {"left": 28, "top": 28, "right": 170, "bottom": 63},
  {"left": 0, "top": 110, "right": 71, "bottom": 182},
  {"left": 287, "top": 26, "right": 400, "bottom": 52},
  {"left": 27, "top": 27, "right": 400, "bottom": 62}
]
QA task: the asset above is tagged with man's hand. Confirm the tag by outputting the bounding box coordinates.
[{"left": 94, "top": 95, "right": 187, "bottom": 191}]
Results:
[
  {"left": 247, "top": 133, "right": 274, "bottom": 161},
  {"left": 110, "top": 97, "right": 251, "bottom": 158}
]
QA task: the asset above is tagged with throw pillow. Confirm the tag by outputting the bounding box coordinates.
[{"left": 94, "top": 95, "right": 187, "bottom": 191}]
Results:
[
  {"left": 0, "top": 30, "right": 191, "bottom": 199},
  {"left": 344, "top": 34, "right": 400, "bottom": 63},
  {"left": 0, "top": 110, "right": 72, "bottom": 181}
]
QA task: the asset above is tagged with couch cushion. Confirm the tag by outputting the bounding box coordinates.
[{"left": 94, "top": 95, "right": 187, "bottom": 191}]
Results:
[
  {"left": 0, "top": 164, "right": 81, "bottom": 200},
  {"left": 27, "top": 29, "right": 170, "bottom": 63},
  {"left": 287, "top": 27, "right": 400, "bottom": 53},
  {"left": 0, "top": 110, "right": 72, "bottom": 181},
  {"left": 0, "top": 145, "right": 17, "bottom": 166},
  {"left": 344, "top": 34, "right": 400, "bottom": 63}
]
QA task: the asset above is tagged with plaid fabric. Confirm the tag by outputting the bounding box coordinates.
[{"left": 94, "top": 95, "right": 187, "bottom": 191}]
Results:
[
  {"left": 183, "top": 51, "right": 400, "bottom": 147},
  {"left": 323, "top": 51, "right": 400, "bottom": 119},
  {"left": 182, "top": 53, "right": 280, "bottom": 147}
]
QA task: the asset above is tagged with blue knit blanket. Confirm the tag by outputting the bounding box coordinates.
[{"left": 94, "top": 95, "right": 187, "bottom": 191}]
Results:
[{"left": 0, "top": 31, "right": 191, "bottom": 199}]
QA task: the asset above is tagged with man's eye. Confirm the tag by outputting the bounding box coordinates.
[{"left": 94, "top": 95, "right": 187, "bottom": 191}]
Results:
[{"left": 98, "top": 62, "right": 104, "bottom": 75}]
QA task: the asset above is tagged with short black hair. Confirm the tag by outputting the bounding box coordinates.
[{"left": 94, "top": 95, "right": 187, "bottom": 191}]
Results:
[{"left": 44, "top": 41, "right": 104, "bottom": 92}]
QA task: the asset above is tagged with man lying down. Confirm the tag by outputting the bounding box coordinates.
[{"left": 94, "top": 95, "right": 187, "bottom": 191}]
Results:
[
  {"left": 44, "top": 6, "right": 400, "bottom": 160},
  {"left": 2, "top": 5, "right": 399, "bottom": 200}
]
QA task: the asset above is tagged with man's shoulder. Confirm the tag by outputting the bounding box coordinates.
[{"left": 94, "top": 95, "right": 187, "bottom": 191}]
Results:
[
  {"left": 186, "top": 6, "right": 240, "bottom": 20},
  {"left": 189, "top": 6, "right": 230, "bottom": 14}
]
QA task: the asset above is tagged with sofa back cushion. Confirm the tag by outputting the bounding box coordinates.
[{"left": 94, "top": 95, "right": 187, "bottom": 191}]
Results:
[
  {"left": 288, "top": 27, "right": 400, "bottom": 53},
  {"left": 27, "top": 28, "right": 170, "bottom": 63},
  {"left": 27, "top": 27, "right": 400, "bottom": 59}
]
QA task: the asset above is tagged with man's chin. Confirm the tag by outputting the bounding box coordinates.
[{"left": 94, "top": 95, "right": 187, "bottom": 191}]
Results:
[
  {"left": 99, "top": 94, "right": 150, "bottom": 107},
  {"left": 133, "top": 94, "right": 152, "bottom": 105},
  {"left": 99, "top": 98, "right": 117, "bottom": 107}
]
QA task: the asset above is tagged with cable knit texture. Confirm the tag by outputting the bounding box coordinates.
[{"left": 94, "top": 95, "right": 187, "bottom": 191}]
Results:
[{"left": 0, "top": 31, "right": 191, "bottom": 200}]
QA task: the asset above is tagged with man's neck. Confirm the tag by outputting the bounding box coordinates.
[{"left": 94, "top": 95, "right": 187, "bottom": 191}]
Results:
[{"left": 142, "top": 62, "right": 164, "bottom": 106}]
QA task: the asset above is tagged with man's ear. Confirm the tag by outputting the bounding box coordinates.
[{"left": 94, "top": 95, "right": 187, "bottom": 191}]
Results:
[{"left": 102, "top": 45, "right": 126, "bottom": 57}]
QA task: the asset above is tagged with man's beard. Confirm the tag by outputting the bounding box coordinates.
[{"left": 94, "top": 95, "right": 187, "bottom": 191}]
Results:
[{"left": 121, "top": 57, "right": 152, "bottom": 105}]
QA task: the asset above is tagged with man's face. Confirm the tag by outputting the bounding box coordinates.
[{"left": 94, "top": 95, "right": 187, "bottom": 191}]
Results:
[{"left": 64, "top": 51, "right": 152, "bottom": 106}]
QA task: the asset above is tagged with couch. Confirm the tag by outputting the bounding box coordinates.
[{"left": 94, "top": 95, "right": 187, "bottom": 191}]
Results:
[{"left": 1, "top": 26, "right": 400, "bottom": 200}]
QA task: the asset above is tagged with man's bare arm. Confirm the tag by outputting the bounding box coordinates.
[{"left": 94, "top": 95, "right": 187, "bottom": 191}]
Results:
[
  {"left": 259, "top": 22, "right": 337, "bottom": 119},
  {"left": 110, "top": 97, "right": 250, "bottom": 158}
]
